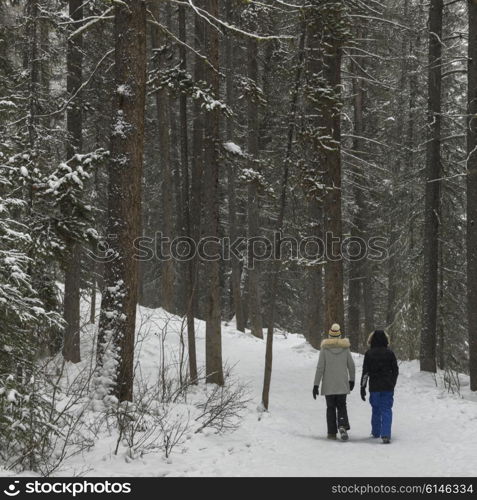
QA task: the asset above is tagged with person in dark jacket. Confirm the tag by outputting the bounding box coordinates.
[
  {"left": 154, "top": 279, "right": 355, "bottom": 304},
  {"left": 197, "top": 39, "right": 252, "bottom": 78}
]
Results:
[{"left": 360, "top": 330, "right": 398, "bottom": 444}]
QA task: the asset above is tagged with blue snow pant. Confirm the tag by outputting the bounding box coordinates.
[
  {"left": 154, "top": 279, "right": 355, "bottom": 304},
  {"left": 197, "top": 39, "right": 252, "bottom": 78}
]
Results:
[{"left": 369, "top": 391, "right": 394, "bottom": 438}]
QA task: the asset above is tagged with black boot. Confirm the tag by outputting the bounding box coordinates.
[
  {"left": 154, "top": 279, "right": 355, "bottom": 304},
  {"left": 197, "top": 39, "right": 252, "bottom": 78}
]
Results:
[{"left": 339, "top": 426, "right": 349, "bottom": 441}]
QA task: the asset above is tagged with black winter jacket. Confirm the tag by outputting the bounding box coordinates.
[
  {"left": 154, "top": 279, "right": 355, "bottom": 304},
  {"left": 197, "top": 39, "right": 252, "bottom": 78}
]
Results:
[{"left": 360, "top": 347, "right": 399, "bottom": 393}]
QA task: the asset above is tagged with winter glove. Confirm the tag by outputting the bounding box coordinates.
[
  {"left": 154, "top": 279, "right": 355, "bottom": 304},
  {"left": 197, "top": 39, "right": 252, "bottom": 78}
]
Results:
[
  {"left": 312, "top": 385, "right": 319, "bottom": 400},
  {"left": 360, "top": 387, "right": 366, "bottom": 402},
  {"left": 349, "top": 381, "right": 355, "bottom": 392}
]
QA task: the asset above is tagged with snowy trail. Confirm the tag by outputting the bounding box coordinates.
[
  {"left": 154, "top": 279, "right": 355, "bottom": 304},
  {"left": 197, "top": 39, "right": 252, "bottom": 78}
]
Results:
[
  {"left": 58, "top": 308, "right": 477, "bottom": 477},
  {"left": 163, "top": 323, "right": 477, "bottom": 477}
]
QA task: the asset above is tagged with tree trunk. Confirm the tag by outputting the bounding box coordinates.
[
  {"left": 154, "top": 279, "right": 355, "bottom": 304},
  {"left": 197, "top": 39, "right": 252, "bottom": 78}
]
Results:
[
  {"left": 39, "top": 9, "right": 50, "bottom": 130},
  {"left": 438, "top": 238, "right": 445, "bottom": 369},
  {"left": 150, "top": 1, "right": 175, "bottom": 313},
  {"left": 467, "top": 0, "right": 477, "bottom": 391},
  {"left": 321, "top": 3, "right": 345, "bottom": 331},
  {"left": 189, "top": 0, "right": 205, "bottom": 323},
  {"left": 26, "top": 0, "right": 39, "bottom": 161},
  {"left": 262, "top": 24, "right": 306, "bottom": 410},
  {"left": 97, "top": 0, "right": 147, "bottom": 402},
  {"left": 185, "top": 0, "right": 206, "bottom": 382},
  {"left": 420, "top": 0, "right": 443, "bottom": 374},
  {"left": 347, "top": 55, "right": 365, "bottom": 353},
  {"left": 305, "top": 200, "right": 324, "bottom": 349},
  {"left": 204, "top": 0, "right": 223, "bottom": 386},
  {"left": 304, "top": 11, "right": 324, "bottom": 348},
  {"left": 178, "top": 3, "right": 189, "bottom": 301},
  {"left": 90, "top": 268, "right": 97, "bottom": 324},
  {"left": 362, "top": 267, "right": 375, "bottom": 337},
  {"left": 226, "top": 157, "right": 245, "bottom": 333},
  {"left": 62, "top": 0, "right": 83, "bottom": 364},
  {"left": 225, "top": 1, "right": 245, "bottom": 333},
  {"left": 386, "top": 0, "right": 409, "bottom": 329},
  {"left": 246, "top": 33, "right": 263, "bottom": 340},
  {"left": 178, "top": 3, "right": 198, "bottom": 382},
  {"left": 89, "top": 161, "right": 101, "bottom": 324}
]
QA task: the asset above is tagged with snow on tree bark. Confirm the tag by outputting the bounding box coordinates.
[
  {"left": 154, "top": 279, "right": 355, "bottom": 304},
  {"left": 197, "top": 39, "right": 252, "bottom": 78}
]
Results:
[{"left": 98, "top": 0, "right": 147, "bottom": 402}]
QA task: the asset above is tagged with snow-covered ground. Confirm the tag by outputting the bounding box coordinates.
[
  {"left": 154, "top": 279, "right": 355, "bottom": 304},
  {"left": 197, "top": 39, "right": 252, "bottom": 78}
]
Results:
[{"left": 4, "top": 305, "right": 477, "bottom": 477}]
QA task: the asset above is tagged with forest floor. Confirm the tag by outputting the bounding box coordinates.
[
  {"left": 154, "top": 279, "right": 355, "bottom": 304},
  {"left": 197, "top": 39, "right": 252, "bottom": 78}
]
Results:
[{"left": 4, "top": 305, "right": 477, "bottom": 477}]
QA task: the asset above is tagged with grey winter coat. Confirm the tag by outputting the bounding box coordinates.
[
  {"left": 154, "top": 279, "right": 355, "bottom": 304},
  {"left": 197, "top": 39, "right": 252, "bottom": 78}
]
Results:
[{"left": 314, "top": 338, "right": 356, "bottom": 396}]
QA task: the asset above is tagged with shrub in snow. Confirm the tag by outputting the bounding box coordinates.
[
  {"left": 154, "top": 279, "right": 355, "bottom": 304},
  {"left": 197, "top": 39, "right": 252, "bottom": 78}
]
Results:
[
  {"left": 91, "top": 322, "right": 250, "bottom": 463},
  {"left": 0, "top": 374, "right": 63, "bottom": 472},
  {"left": 194, "top": 370, "right": 250, "bottom": 435}
]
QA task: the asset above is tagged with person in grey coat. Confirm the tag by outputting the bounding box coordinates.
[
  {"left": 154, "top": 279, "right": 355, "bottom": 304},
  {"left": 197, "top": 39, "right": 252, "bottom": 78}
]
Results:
[{"left": 312, "top": 323, "right": 356, "bottom": 441}]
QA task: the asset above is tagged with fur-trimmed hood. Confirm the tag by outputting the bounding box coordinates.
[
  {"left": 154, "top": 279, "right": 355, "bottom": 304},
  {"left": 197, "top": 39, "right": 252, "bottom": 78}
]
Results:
[
  {"left": 320, "top": 337, "right": 350, "bottom": 349},
  {"left": 367, "top": 330, "right": 390, "bottom": 347}
]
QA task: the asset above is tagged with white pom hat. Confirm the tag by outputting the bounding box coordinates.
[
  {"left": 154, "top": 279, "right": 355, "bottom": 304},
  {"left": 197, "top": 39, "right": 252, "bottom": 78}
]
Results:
[{"left": 328, "top": 323, "right": 341, "bottom": 337}]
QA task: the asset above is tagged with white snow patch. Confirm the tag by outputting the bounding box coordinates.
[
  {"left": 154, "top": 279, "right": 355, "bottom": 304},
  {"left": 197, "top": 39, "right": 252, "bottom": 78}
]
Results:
[
  {"left": 223, "top": 141, "right": 244, "bottom": 156},
  {"left": 4, "top": 297, "right": 476, "bottom": 478}
]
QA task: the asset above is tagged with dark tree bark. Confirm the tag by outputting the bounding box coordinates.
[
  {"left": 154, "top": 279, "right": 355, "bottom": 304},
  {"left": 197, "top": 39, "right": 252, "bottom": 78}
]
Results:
[
  {"left": 246, "top": 31, "right": 263, "bottom": 340},
  {"left": 177, "top": 3, "right": 198, "bottom": 382},
  {"left": 303, "top": 12, "right": 325, "bottom": 349},
  {"left": 63, "top": 246, "right": 81, "bottom": 361},
  {"left": 150, "top": 1, "right": 175, "bottom": 313},
  {"left": 185, "top": 0, "right": 207, "bottom": 382},
  {"left": 89, "top": 159, "right": 101, "bottom": 324},
  {"left": 353, "top": 52, "right": 376, "bottom": 346},
  {"left": 362, "top": 269, "right": 375, "bottom": 337},
  {"left": 320, "top": 2, "right": 345, "bottom": 331},
  {"left": 189, "top": 0, "right": 205, "bottom": 323},
  {"left": 97, "top": 0, "right": 147, "bottom": 402},
  {"left": 62, "top": 0, "right": 83, "bottom": 364},
  {"left": 204, "top": 0, "right": 223, "bottom": 386},
  {"left": 89, "top": 265, "right": 97, "bottom": 324},
  {"left": 305, "top": 200, "right": 324, "bottom": 349},
  {"left": 386, "top": 0, "right": 410, "bottom": 329},
  {"left": 347, "top": 54, "right": 365, "bottom": 353},
  {"left": 0, "top": 4, "right": 6, "bottom": 67},
  {"left": 438, "top": 238, "right": 445, "bottom": 369},
  {"left": 225, "top": 1, "right": 245, "bottom": 333},
  {"left": 39, "top": 10, "right": 50, "bottom": 129},
  {"left": 26, "top": 0, "right": 39, "bottom": 156},
  {"left": 420, "top": 0, "right": 443, "bottom": 374},
  {"left": 467, "top": 0, "right": 477, "bottom": 391}
]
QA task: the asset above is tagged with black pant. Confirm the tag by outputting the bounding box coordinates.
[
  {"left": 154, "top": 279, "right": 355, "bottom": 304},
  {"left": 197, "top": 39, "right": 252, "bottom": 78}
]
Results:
[{"left": 325, "top": 395, "right": 350, "bottom": 434}]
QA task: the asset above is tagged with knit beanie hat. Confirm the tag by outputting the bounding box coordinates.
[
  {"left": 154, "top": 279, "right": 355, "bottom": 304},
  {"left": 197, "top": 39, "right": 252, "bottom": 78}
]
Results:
[{"left": 328, "top": 323, "right": 341, "bottom": 337}]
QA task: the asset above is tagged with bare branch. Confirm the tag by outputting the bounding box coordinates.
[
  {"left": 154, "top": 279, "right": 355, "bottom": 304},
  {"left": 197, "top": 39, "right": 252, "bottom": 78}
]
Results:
[
  {"left": 68, "top": 7, "right": 114, "bottom": 40},
  {"left": 168, "top": 0, "right": 296, "bottom": 41},
  {"left": 348, "top": 14, "right": 416, "bottom": 32},
  {"left": 146, "top": 9, "right": 221, "bottom": 76}
]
